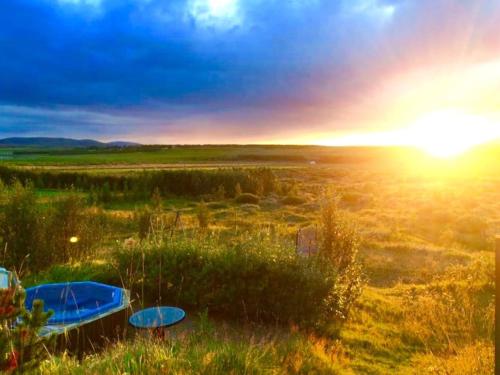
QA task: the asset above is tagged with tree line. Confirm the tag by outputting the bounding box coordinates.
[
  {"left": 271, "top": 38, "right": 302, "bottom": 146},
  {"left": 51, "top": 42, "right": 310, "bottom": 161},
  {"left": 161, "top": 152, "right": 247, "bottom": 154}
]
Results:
[{"left": 0, "top": 166, "right": 278, "bottom": 200}]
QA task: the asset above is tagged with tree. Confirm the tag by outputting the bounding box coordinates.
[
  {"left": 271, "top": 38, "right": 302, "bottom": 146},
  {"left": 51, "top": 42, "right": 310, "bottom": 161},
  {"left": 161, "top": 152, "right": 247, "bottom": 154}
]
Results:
[{"left": 0, "top": 284, "right": 54, "bottom": 373}]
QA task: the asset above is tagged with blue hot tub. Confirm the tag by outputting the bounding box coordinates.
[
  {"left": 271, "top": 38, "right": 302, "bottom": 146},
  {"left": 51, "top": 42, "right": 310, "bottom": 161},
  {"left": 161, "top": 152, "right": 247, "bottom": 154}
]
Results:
[{"left": 25, "top": 281, "right": 130, "bottom": 335}]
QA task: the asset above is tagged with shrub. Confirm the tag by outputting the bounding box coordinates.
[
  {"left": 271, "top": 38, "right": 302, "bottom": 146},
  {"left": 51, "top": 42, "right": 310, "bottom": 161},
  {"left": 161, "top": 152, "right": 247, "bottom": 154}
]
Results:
[
  {"left": 197, "top": 201, "right": 210, "bottom": 229},
  {"left": 0, "top": 181, "right": 42, "bottom": 270},
  {"left": 43, "top": 193, "right": 105, "bottom": 266},
  {"left": 135, "top": 206, "right": 154, "bottom": 240},
  {"left": 213, "top": 185, "right": 225, "bottom": 200},
  {"left": 0, "top": 183, "right": 107, "bottom": 272},
  {"left": 318, "top": 197, "right": 363, "bottom": 322},
  {"left": 114, "top": 233, "right": 340, "bottom": 327},
  {"left": 235, "top": 193, "right": 260, "bottom": 204},
  {"left": 281, "top": 195, "right": 306, "bottom": 206},
  {"left": 0, "top": 284, "right": 55, "bottom": 373},
  {"left": 134, "top": 205, "right": 172, "bottom": 242},
  {"left": 234, "top": 182, "right": 242, "bottom": 197}
]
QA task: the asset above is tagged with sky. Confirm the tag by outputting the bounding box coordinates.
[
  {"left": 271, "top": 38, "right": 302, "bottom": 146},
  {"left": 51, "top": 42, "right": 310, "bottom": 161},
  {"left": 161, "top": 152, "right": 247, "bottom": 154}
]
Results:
[{"left": 0, "top": 0, "right": 499, "bottom": 145}]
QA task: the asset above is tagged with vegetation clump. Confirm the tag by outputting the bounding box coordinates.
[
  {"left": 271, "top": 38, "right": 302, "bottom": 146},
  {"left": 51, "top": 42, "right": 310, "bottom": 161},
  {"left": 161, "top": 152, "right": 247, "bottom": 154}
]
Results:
[
  {"left": 0, "top": 182, "right": 105, "bottom": 272},
  {"left": 281, "top": 195, "right": 306, "bottom": 206},
  {"left": 196, "top": 201, "right": 210, "bottom": 229},
  {"left": 318, "top": 196, "right": 363, "bottom": 323},
  {"left": 0, "top": 283, "right": 54, "bottom": 373},
  {"left": 0, "top": 166, "right": 278, "bottom": 201},
  {"left": 235, "top": 193, "right": 260, "bottom": 204},
  {"left": 115, "top": 232, "right": 346, "bottom": 328}
]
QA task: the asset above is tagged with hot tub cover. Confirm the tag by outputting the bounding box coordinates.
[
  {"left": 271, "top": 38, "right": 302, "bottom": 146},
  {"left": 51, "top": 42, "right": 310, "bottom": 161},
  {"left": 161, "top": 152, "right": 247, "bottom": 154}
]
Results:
[{"left": 25, "top": 281, "right": 127, "bottom": 325}]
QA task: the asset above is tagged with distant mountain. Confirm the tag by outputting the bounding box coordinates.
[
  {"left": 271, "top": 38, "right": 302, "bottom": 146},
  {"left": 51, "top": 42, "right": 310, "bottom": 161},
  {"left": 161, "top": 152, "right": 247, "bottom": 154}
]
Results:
[
  {"left": 0, "top": 137, "right": 140, "bottom": 148},
  {"left": 106, "top": 141, "right": 141, "bottom": 147}
]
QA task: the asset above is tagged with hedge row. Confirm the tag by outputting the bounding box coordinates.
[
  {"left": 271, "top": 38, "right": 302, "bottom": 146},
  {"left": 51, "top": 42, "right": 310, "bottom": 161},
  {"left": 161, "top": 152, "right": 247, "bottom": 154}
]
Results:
[{"left": 0, "top": 166, "right": 277, "bottom": 198}]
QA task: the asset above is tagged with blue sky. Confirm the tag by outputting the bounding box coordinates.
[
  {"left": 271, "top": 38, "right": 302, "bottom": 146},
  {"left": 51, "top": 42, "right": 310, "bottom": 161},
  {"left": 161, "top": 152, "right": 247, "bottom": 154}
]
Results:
[{"left": 0, "top": 0, "right": 499, "bottom": 144}]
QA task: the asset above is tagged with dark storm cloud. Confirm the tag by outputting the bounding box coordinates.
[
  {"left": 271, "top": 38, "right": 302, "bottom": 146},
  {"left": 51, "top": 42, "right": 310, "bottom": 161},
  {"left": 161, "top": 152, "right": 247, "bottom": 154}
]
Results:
[{"left": 0, "top": 0, "right": 499, "bottom": 141}]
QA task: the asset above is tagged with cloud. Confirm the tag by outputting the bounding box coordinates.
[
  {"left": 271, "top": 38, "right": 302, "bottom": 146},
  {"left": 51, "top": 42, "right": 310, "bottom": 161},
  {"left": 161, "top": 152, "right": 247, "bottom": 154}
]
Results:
[{"left": 0, "top": 0, "right": 499, "bottom": 142}]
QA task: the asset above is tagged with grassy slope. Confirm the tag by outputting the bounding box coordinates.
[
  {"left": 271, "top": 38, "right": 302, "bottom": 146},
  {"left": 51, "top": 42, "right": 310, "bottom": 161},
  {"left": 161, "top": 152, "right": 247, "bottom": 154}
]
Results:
[{"left": 7, "top": 146, "right": 495, "bottom": 374}]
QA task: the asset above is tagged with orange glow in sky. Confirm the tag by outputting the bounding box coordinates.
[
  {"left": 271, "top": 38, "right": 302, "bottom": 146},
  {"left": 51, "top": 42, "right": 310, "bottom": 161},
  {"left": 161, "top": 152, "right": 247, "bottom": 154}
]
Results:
[{"left": 309, "top": 59, "right": 500, "bottom": 156}]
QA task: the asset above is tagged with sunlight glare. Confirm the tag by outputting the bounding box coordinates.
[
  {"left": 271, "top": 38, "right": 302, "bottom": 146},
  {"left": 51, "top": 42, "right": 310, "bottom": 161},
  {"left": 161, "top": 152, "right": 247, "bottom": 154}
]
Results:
[{"left": 406, "top": 110, "right": 500, "bottom": 158}]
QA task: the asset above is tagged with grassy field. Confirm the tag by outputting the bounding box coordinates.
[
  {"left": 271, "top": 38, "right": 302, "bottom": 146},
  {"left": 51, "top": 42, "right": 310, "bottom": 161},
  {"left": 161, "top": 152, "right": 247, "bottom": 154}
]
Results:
[{"left": 0, "top": 145, "right": 496, "bottom": 374}]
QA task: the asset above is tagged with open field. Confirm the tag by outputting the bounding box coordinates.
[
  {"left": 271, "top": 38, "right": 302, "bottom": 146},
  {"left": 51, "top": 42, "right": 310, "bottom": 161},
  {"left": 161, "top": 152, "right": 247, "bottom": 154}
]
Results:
[{"left": 0, "top": 145, "right": 497, "bottom": 374}]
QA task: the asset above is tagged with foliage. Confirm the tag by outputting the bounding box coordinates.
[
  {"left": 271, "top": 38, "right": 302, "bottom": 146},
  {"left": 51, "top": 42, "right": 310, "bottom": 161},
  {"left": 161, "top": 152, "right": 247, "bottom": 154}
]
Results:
[
  {"left": 44, "top": 193, "right": 106, "bottom": 266},
  {"left": 0, "top": 183, "right": 106, "bottom": 272},
  {"left": 196, "top": 201, "right": 210, "bottom": 229},
  {"left": 0, "top": 166, "right": 278, "bottom": 200},
  {"left": 38, "top": 317, "right": 347, "bottom": 374},
  {"left": 401, "top": 259, "right": 494, "bottom": 353},
  {"left": 281, "top": 195, "right": 306, "bottom": 206},
  {"left": 0, "top": 181, "right": 42, "bottom": 270},
  {"left": 235, "top": 193, "right": 260, "bottom": 204},
  {"left": 234, "top": 182, "right": 242, "bottom": 197},
  {"left": 114, "top": 231, "right": 345, "bottom": 327},
  {"left": 0, "top": 284, "right": 54, "bottom": 373},
  {"left": 318, "top": 197, "right": 363, "bottom": 323}
]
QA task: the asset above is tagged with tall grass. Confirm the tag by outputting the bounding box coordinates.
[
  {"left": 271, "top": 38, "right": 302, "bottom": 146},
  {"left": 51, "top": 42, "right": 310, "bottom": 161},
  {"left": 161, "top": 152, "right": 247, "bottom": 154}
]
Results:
[
  {"left": 0, "top": 182, "right": 106, "bottom": 272},
  {"left": 38, "top": 315, "right": 347, "bottom": 375},
  {"left": 401, "top": 259, "right": 494, "bottom": 353}
]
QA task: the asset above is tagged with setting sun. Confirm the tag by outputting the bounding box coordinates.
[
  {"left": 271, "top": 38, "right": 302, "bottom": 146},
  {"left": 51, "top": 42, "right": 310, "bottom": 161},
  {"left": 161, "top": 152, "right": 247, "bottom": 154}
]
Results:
[{"left": 406, "top": 110, "right": 500, "bottom": 158}]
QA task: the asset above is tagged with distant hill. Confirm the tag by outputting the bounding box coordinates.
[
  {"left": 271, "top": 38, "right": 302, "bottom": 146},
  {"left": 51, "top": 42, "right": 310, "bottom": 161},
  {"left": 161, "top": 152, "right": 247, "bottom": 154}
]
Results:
[{"left": 0, "top": 137, "right": 140, "bottom": 148}]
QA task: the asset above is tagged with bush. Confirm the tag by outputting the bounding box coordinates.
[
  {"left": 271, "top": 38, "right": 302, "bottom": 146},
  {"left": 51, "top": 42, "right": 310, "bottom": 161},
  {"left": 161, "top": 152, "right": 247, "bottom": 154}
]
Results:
[
  {"left": 43, "top": 193, "right": 105, "bottom": 266},
  {"left": 281, "top": 195, "right": 306, "bottom": 206},
  {"left": 197, "top": 201, "right": 210, "bottom": 229},
  {"left": 318, "top": 197, "right": 363, "bottom": 322},
  {"left": 0, "top": 181, "right": 42, "bottom": 270},
  {"left": 235, "top": 193, "right": 260, "bottom": 204},
  {"left": 0, "top": 183, "right": 107, "bottom": 272},
  {"left": 114, "top": 233, "right": 340, "bottom": 327},
  {"left": 0, "top": 284, "right": 55, "bottom": 373}
]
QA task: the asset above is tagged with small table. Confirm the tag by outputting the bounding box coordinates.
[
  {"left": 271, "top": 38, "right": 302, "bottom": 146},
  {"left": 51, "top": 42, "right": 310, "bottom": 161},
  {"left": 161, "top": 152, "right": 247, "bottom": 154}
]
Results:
[{"left": 129, "top": 306, "right": 186, "bottom": 336}]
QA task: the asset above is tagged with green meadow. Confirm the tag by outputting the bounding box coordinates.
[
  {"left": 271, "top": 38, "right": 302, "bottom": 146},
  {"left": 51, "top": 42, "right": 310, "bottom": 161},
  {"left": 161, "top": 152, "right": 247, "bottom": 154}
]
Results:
[{"left": 0, "top": 145, "right": 497, "bottom": 374}]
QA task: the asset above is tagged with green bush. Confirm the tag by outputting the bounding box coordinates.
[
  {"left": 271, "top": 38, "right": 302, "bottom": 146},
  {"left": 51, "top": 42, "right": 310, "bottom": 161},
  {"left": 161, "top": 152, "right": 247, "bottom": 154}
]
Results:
[
  {"left": 197, "top": 201, "right": 211, "bottom": 229},
  {"left": 0, "top": 181, "right": 42, "bottom": 270},
  {"left": 235, "top": 193, "right": 260, "bottom": 204},
  {"left": 319, "top": 197, "right": 363, "bottom": 321},
  {"left": 0, "top": 183, "right": 107, "bottom": 272},
  {"left": 0, "top": 166, "right": 278, "bottom": 199},
  {"left": 114, "top": 233, "right": 339, "bottom": 327},
  {"left": 43, "top": 193, "right": 105, "bottom": 266}
]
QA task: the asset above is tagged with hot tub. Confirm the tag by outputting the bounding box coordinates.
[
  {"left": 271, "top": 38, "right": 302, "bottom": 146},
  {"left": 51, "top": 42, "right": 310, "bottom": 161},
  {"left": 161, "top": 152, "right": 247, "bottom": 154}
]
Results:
[{"left": 25, "top": 281, "right": 130, "bottom": 344}]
